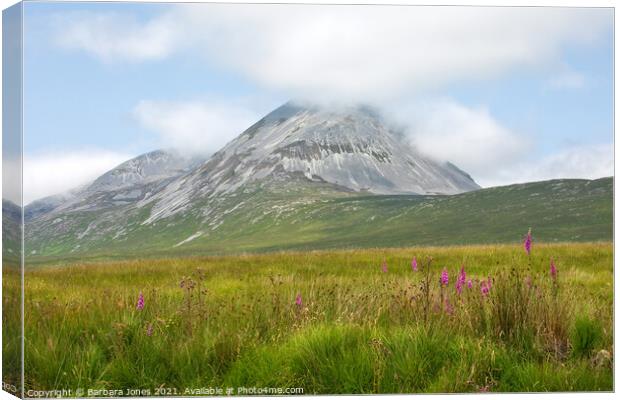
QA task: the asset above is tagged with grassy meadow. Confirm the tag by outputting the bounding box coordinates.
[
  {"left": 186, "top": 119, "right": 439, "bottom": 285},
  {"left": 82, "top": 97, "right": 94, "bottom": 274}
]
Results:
[{"left": 8, "top": 242, "right": 614, "bottom": 394}]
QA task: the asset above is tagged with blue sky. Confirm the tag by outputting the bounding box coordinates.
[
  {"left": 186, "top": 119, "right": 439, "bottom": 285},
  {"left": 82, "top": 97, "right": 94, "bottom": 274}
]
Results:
[
  {"left": 24, "top": 3, "right": 279, "bottom": 154},
  {"left": 19, "top": 2, "right": 614, "bottom": 203}
]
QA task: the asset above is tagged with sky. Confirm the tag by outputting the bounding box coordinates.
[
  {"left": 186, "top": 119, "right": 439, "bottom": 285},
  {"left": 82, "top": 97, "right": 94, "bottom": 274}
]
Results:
[{"left": 18, "top": 2, "right": 614, "bottom": 204}]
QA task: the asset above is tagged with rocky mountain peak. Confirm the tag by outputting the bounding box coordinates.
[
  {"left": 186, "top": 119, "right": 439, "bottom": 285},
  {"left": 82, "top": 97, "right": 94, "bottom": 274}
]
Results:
[{"left": 195, "top": 101, "right": 480, "bottom": 196}]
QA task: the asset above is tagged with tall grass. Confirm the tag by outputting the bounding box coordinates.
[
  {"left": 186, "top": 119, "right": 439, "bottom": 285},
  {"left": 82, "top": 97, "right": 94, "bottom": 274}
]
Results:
[
  {"left": 2, "top": 265, "right": 22, "bottom": 396},
  {"left": 12, "top": 243, "right": 613, "bottom": 394}
]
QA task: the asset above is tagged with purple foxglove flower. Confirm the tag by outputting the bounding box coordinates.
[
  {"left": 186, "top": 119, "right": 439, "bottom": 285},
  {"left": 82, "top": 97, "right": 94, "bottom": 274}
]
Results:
[
  {"left": 440, "top": 268, "right": 449, "bottom": 286},
  {"left": 295, "top": 293, "right": 303, "bottom": 307},
  {"left": 480, "top": 281, "right": 490, "bottom": 297},
  {"left": 550, "top": 258, "right": 558, "bottom": 281},
  {"left": 136, "top": 292, "right": 144, "bottom": 310},
  {"left": 382, "top": 260, "right": 388, "bottom": 273},
  {"left": 455, "top": 265, "right": 467, "bottom": 294},
  {"left": 411, "top": 257, "right": 418, "bottom": 272},
  {"left": 524, "top": 228, "right": 532, "bottom": 256},
  {"left": 467, "top": 279, "right": 473, "bottom": 289}
]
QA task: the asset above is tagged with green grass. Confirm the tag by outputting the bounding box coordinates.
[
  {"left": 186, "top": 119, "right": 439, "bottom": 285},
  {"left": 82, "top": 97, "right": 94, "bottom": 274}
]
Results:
[
  {"left": 2, "top": 264, "right": 22, "bottom": 397},
  {"left": 7, "top": 242, "right": 612, "bottom": 395}
]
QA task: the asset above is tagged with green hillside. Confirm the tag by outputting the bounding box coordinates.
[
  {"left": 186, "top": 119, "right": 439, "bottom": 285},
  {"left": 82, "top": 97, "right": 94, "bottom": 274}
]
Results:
[{"left": 26, "top": 177, "right": 612, "bottom": 263}]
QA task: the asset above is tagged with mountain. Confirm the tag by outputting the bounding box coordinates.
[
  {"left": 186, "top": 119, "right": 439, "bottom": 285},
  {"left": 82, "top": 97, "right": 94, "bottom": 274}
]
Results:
[
  {"left": 25, "top": 149, "right": 200, "bottom": 221},
  {"left": 87, "top": 149, "right": 198, "bottom": 193},
  {"left": 25, "top": 187, "right": 84, "bottom": 222},
  {"left": 197, "top": 102, "right": 478, "bottom": 195},
  {"left": 126, "top": 102, "right": 479, "bottom": 226},
  {"left": 22, "top": 102, "right": 611, "bottom": 261}
]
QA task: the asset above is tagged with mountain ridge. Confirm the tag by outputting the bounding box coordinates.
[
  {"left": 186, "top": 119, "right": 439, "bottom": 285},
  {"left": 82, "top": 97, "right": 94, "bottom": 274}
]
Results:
[
  {"left": 128, "top": 102, "right": 480, "bottom": 225},
  {"left": 25, "top": 149, "right": 201, "bottom": 221},
  {"left": 21, "top": 102, "right": 612, "bottom": 261},
  {"left": 26, "top": 102, "right": 482, "bottom": 226}
]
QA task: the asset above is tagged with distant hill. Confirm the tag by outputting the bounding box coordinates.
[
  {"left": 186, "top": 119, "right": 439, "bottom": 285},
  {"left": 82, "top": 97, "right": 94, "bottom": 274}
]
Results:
[{"left": 25, "top": 175, "right": 612, "bottom": 262}]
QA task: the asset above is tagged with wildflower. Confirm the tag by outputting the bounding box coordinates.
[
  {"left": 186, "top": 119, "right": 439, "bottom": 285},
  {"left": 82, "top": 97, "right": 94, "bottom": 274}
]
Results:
[
  {"left": 440, "top": 268, "right": 449, "bottom": 286},
  {"left": 524, "top": 228, "right": 532, "bottom": 256},
  {"left": 136, "top": 292, "right": 144, "bottom": 310},
  {"left": 455, "top": 265, "right": 466, "bottom": 294},
  {"left": 467, "top": 279, "right": 473, "bottom": 289},
  {"left": 550, "top": 258, "right": 558, "bottom": 281},
  {"left": 295, "top": 293, "right": 303, "bottom": 307},
  {"left": 411, "top": 257, "right": 418, "bottom": 272},
  {"left": 146, "top": 323, "right": 153, "bottom": 337},
  {"left": 480, "top": 281, "right": 490, "bottom": 297},
  {"left": 382, "top": 260, "right": 388, "bottom": 273}
]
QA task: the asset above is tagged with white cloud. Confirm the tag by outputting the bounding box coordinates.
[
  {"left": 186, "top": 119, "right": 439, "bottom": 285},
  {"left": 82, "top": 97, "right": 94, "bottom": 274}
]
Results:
[
  {"left": 383, "top": 99, "right": 612, "bottom": 187},
  {"left": 477, "top": 144, "right": 613, "bottom": 188},
  {"left": 132, "top": 99, "right": 266, "bottom": 156},
  {"left": 52, "top": 5, "right": 611, "bottom": 101},
  {"left": 23, "top": 150, "right": 133, "bottom": 204},
  {"left": 52, "top": 11, "right": 181, "bottom": 62},
  {"left": 47, "top": 5, "right": 613, "bottom": 190},
  {"left": 546, "top": 68, "right": 586, "bottom": 90},
  {"left": 385, "top": 99, "right": 528, "bottom": 179}
]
